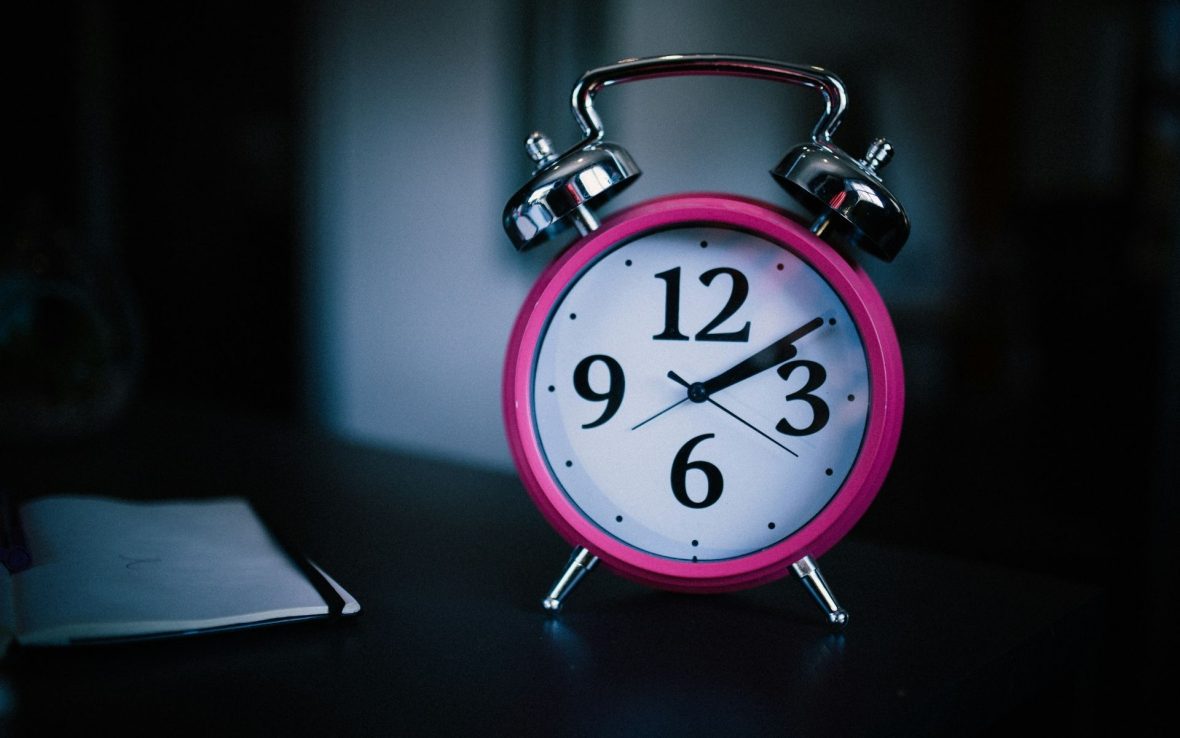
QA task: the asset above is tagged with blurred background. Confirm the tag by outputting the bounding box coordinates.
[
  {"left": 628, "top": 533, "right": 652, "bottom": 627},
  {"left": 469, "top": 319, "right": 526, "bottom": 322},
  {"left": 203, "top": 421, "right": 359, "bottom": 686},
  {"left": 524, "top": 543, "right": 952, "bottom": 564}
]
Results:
[{"left": 4, "top": 0, "right": 1177, "bottom": 724}]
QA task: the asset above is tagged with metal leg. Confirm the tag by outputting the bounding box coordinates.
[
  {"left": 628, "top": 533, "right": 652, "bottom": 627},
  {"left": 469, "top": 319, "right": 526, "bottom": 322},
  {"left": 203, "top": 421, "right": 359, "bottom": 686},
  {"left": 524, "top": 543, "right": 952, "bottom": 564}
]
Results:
[
  {"left": 792, "top": 555, "right": 849, "bottom": 630},
  {"left": 542, "top": 546, "right": 599, "bottom": 613}
]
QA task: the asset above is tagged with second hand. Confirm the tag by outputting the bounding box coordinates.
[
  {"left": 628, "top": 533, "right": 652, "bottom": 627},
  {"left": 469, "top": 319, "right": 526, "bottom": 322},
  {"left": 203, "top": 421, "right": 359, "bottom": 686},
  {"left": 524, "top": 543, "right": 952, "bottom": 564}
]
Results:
[
  {"left": 631, "top": 396, "right": 687, "bottom": 430},
  {"left": 667, "top": 372, "right": 798, "bottom": 457}
]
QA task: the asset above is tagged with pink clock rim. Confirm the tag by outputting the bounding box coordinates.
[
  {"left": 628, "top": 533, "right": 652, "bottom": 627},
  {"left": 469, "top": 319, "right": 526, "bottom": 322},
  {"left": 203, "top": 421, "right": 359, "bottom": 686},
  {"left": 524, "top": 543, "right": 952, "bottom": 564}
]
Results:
[{"left": 502, "top": 193, "right": 904, "bottom": 592}]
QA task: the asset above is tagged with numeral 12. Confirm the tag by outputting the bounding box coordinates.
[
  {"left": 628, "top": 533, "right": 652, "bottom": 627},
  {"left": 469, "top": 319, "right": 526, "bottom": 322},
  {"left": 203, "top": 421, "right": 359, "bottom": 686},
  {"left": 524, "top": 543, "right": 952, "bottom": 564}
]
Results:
[{"left": 653, "top": 267, "right": 751, "bottom": 342}]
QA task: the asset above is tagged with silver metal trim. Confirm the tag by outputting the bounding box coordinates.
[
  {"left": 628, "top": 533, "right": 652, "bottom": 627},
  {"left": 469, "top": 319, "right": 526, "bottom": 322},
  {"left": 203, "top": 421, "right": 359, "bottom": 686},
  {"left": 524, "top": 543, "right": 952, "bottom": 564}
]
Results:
[
  {"left": 774, "top": 140, "right": 910, "bottom": 261},
  {"left": 542, "top": 546, "right": 599, "bottom": 613},
  {"left": 569, "top": 54, "right": 848, "bottom": 148},
  {"left": 792, "top": 555, "right": 849, "bottom": 629},
  {"left": 503, "top": 140, "right": 639, "bottom": 251},
  {"left": 504, "top": 54, "right": 854, "bottom": 252}
]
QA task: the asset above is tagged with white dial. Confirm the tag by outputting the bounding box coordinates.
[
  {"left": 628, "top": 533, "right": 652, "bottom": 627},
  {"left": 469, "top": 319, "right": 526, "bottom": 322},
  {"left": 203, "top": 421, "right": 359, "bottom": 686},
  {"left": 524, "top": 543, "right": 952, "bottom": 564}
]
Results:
[{"left": 531, "top": 226, "right": 871, "bottom": 562}]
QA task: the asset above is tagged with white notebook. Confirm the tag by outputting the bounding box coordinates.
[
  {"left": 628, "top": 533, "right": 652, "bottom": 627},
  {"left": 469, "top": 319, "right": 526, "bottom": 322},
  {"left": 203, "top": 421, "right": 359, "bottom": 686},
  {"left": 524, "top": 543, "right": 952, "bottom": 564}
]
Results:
[{"left": 0, "top": 495, "right": 360, "bottom": 649}]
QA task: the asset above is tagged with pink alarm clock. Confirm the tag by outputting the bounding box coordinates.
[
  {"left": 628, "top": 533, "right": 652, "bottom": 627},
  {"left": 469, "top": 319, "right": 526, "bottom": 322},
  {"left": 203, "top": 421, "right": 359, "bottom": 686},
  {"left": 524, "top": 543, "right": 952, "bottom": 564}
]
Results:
[{"left": 501, "top": 55, "right": 909, "bottom": 628}]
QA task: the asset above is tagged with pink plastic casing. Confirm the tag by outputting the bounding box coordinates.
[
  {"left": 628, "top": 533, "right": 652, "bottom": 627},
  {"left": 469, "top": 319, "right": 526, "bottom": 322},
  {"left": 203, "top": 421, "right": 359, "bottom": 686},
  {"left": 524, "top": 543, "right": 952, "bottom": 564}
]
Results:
[{"left": 502, "top": 194, "right": 904, "bottom": 592}]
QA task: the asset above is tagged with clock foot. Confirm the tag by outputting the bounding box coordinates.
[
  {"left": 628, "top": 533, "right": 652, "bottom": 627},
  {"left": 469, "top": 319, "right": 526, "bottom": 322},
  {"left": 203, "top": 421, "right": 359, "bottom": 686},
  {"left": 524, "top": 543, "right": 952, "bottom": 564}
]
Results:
[
  {"left": 792, "top": 555, "right": 849, "bottom": 630},
  {"left": 542, "top": 546, "right": 599, "bottom": 613}
]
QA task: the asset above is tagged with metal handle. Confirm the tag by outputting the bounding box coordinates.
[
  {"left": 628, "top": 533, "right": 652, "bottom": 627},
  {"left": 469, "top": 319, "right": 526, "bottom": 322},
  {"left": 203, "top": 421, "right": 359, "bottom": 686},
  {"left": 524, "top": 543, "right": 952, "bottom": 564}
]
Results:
[{"left": 570, "top": 54, "right": 848, "bottom": 147}]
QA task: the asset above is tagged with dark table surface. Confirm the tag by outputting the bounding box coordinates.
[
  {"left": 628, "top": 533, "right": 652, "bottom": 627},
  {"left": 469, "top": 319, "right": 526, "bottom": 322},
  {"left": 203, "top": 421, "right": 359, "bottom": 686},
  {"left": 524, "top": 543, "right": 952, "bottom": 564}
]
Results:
[{"left": 0, "top": 402, "right": 1108, "bottom": 736}]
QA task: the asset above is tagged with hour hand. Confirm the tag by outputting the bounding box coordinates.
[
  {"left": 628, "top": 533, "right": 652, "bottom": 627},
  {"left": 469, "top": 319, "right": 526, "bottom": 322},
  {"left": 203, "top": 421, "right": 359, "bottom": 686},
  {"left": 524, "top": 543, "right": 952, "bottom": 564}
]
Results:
[
  {"left": 693, "top": 316, "right": 824, "bottom": 400},
  {"left": 632, "top": 315, "right": 824, "bottom": 430}
]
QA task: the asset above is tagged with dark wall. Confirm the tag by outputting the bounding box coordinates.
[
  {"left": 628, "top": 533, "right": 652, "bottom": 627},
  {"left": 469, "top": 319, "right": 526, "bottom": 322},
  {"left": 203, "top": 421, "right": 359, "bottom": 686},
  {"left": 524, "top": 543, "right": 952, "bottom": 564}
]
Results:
[
  {"left": 113, "top": 5, "right": 302, "bottom": 417},
  {"left": 4, "top": 2, "right": 302, "bottom": 434}
]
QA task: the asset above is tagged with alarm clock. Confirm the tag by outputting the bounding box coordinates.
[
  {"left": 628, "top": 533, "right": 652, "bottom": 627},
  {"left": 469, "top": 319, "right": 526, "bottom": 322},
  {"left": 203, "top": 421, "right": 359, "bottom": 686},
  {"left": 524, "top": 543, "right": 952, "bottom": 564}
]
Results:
[{"left": 501, "top": 54, "right": 909, "bottom": 627}]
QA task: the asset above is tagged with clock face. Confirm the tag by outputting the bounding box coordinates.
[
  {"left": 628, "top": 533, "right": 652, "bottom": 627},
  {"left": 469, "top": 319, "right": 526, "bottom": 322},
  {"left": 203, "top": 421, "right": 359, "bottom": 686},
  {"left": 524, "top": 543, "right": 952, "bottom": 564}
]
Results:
[{"left": 504, "top": 195, "right": 903, "bottom": 591}]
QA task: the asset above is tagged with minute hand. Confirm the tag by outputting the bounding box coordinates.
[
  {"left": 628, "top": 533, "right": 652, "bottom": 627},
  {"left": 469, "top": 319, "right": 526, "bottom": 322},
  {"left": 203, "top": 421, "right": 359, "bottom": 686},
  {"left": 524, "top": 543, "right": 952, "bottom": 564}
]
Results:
[{"left": 698, "top": 316, "right": 824, "bottom": 397}]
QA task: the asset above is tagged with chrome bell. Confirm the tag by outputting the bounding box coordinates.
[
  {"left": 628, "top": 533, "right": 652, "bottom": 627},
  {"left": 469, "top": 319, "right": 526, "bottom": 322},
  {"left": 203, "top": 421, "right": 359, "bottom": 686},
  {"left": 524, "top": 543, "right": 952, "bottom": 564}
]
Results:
[
  {"left": 502, "top": 132, "right": 640, "bottom": 252},
  {"left": 772, "top": 138, "right": 910, "bottom": 261}
]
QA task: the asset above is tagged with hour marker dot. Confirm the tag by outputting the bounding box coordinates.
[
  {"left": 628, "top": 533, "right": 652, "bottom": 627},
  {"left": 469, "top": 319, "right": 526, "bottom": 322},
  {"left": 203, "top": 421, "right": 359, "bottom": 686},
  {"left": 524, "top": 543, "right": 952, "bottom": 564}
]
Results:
[
  {"left": 615, "top": 515, "right": 623, "bottom": 523},
  {"left": 699, "top": 240, "right": 708, "bottom": 248},
  {"left": 768, "top": 522, "right": 776, "bottom": 530},
  {"left": 691, "top": 540, "right": 699, "bottom": 547},
  {"left": 847, "top": 394, "right": 855, "bottom": 402},
  {"left": 625, "top": 259, "right": 632, "bottom": 266},
  {"left": 565, "top": 460, "right": 573, "bottom": 468},
  {"left": 828, "top": 317, "right": 837, "bottom": 326},
  {"left": 548, "top": 385, "right": 555, "bottom": 392},
  {"left": 825, "top": 468, "right": 833, "bottom": 476},
  {"left": 570, "top": 313, "right": 577, "bottom": 320},
  {"left": 776, "top": 263, "right": 784, "bottom": 271}
]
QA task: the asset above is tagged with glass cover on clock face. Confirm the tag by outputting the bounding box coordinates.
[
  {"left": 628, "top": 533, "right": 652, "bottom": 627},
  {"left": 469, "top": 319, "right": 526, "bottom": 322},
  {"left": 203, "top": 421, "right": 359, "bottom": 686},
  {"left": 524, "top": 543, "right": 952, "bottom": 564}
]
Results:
[{"left": 531, "top": 226, "right": 870, "bottom": 562}]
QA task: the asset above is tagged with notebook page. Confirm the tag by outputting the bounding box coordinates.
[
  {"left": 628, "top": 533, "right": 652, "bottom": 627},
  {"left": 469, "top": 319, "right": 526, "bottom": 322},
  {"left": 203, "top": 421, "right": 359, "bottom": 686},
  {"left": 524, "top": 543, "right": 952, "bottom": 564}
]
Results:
[{"left": 11, "top": 496, "right": 336, "bottom": 645}]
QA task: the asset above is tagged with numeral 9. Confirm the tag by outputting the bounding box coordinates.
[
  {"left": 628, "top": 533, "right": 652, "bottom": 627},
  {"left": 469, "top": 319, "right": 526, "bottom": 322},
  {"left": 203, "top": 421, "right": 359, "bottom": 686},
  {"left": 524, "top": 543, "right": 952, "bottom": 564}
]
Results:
[{"left": 573, "top": 354, "right": 625, "bottom": 428}]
